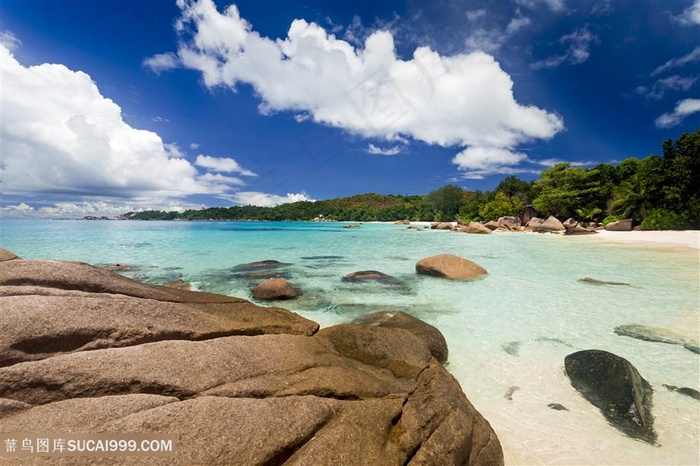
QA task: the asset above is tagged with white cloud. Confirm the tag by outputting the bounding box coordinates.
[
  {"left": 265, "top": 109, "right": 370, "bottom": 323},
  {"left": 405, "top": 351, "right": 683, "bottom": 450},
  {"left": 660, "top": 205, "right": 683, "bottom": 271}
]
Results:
[
  {"left": 229, "top": 191, "right": 314, "bottom": 207},
  {"left": 197, "top": 172, "right": 245, "bottom": 186},
  {"left": 655, "top": 98, "right": 700, "bottom": 128},
  {"left": 367, "top": 143, "right": 402, "bottom": 155},
  {"left": 636, "top": 75, "right": 697, "bottom": 100},
  {"left": 466, "top": 10, "right": 487, "bottom": 22},
  {"left": 0, "top": 200, "right": 205, "bottom": 219},
  {"left": 190, "top": 142, "right": 201, "bottom": 149},
  {"left": 0, "top": 30, "right": 20, "bottom": 52},
  {"left": 651, "top": 47, "right": 700, "bottom": 76},
  {"left": 532, "top": 26, "right": 599, "bottom": 69},
  {"left": 0, "top": 43, "right": 240, "bottom": 199},
  {"left": 675, "top": 0, "right": 700, "bottom": 26},
  {"left": 452, "top": 146, "right": 528, "bottom": 178},
  {"left": 142, "top": 52, "right": 179, "bottom": 73},
  {"left": 516, "top": 0, "right": 567, "bottom": 13},
  {"left": 464, "top": 16, "right": 531, "bottom": 54},
  {"left": 194, "top": 154, "right": 256, "bottom": 176},
  {"left": 146, "top": 0, "right": 563, "bottom": 178}
]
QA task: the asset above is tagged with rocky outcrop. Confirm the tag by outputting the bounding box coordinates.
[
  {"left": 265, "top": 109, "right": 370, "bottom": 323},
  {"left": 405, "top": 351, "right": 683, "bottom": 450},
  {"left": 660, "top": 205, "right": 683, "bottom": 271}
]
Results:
[
  {"left": 519, "top": 205, "right": 540, "bottom": 225},
  {"left": 251, "top": 278, "right": 302, "bottom": 300},
  {"left": 457, "top": 222, "right": 492, "bottom": 234},
  {"left": 497, "top": 216, "right": 521, "bottom": 230},
  {"left": 564, "top": 349, "right": 656, "bottom": 445},
  {"left": 606, "top": 219, "right": 633, "bottom": 231},
  {"left": 484, "top": 220, "right": 500, "bottom": 231},
  {"left": 564, "top": 224, "right": 598, "bottom": 235},
  {"left": 431, "top": 222, "right": 454, "bottom": 230},
  {"left": 528, "top": 215, "right": 565, "bottom": 232},
  {"left": 352, "top": 311, "right": 449, "bottom": 364},
  {"left": 415, "top": 254, "right": 488, "bottom": 280},
  {"left": 394, "top": 220, "right": 411, "bottom": 225},
  {"left": 0, "top": 252, "right": 503, "bottom": 465},
  {"left": 0, "top": 248, "right": 19, "bottom": 262},
  {"left": 579, "top": 277, "right": 631, "bottom": 286}
]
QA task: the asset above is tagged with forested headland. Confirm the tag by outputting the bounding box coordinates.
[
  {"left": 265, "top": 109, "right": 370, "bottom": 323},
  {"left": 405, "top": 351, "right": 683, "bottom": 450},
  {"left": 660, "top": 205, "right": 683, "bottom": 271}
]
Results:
[{"left": 126, "top": 130, "right": 699, "bottom": 230}]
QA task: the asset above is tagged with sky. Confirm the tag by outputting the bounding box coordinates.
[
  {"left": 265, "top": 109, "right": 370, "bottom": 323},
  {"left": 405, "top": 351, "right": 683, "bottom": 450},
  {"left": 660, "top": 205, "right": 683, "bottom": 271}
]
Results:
[{"left": 1, "top": 0, "right": 698, "bottom": 218}]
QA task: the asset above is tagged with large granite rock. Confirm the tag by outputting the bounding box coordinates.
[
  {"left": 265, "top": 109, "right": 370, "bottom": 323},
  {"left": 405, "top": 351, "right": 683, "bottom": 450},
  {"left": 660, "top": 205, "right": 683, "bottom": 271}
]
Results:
[
  {"left": 251, "top": 278, "right": 301, "bottom": 300},
  {"left": 415, "top": 254, "right": 488, "bottom": 280},
  {"left": 342, "top": 270, "right": 399, "bottom": 283},
  {"left": 519, "top": 205, "right": 540, "bottom": 225},
  {"left": 564, "top": 349, "right": 656, "bottom": 445},
  {"left": 605, "top": 219, "right": 633, "bottom": 231},
  {"left": 0, "top": 252, "right": 503, "bottom": 465},
  {"left": 431, "top": 222, "right": 455, "bottom": 230},
  {"left": 529, "top": 215, "right": 565, "bottom": 232},
  {"left": 0, "top": 248, "right": 19, "bottom": 262},
  {"left": 352, "top": 311, "right": 449, "bottom": 364},
  {"left": 457, "top": 222, "right": 492, "bottom": 234}
]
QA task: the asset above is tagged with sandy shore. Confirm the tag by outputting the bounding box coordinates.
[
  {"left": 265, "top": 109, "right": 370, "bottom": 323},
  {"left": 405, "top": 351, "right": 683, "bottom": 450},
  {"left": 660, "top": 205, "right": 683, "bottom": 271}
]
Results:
[{"left": 578, "top": 229, "right": 700, "bottom": 252}]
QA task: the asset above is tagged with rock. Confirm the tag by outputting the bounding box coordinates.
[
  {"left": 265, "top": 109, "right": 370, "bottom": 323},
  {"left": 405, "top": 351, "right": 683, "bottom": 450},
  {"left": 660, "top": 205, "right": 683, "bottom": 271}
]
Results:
[
  {"left": 606, "top": 219, "right": 633, "bottom": 231},
  {"left": 251, "top": 278, "right": 301, "bottom": 300},
  {"left": 563, "top": 218, "right": 578, "bottom": 229},
  {"left": 564, "top": 224, "right": 598, "bottom": 235},
  {"left": 415, "top": 254, "right": 488, "bottom": 280},
  {"left": 525, "top": 217, "right": 545, "bottom": 230},
  {"left": 502, "top": 341, "right": 521, "bottom": 356},
  {"left": 352, "top": 311, "right": 449, "bottom": 363},
  {"left": 431, "top": 222, "right": 454, "bottom": 230},
  {"left": 547, "top": 403, "right": 569, "bottom": 411},
  {"left": 519, "top": 205, "right": 540, "bottom": 225},
  {"left": 662, "top": 384, "right": 700, "bottom": 401},
  {"left": 0, "top": 257, "right": 503, "bottom": 465},
  {"left": 463, "top": 222, "right": 492, "bottom": 234},
  {"left": 564, "top": 349, "right": 656, "bottom": 444},
  {"left": 579, "top": 277, "right": 631, "bottom": 286},
  {"left": 683, "top": 343, "right": 700, "bottom": 354},
  {"left": 163, "top": 278, "right": 192, "bottom": 291},
  {"left": 497, "top": 216, "right": 521, "bottom": 229},
  {"left": 231, "top": 260, "right": 290, "bottom": 272},
  {"left": 0, "top": 248, "right": 19, "bottom": 262},
  {"left": 504, "top": 386, "right": 520, "bottom": 401},
  {"left": 532, "top": 215, "right": 565, "bottom": 232},
  {"left": 407, "top": 226, "right": 424, "bottom": 231},
  {"left": 614, "top": 324, "right": 697, "bottom": 350},
  {"left": 484, "top": 220, "right": 500, "bottom": 231},
  {"left": 341, "top": 270, "right": 400, "bottom": 285},
  {"left": 394, "top": 220, "right": 411, "bottom": 225}
]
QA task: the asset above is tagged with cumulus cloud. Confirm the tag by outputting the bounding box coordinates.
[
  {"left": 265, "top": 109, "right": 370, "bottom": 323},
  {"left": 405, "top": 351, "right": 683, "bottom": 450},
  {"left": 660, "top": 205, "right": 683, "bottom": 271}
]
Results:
[
  {"left": 674, "top": 0, "right": 700, "bottom": 26},
  {"left": 194, "top": 154, "right": 257, "bottom": 176},
  {"left": 0, "top": 43, "right": 242, "bottom": 199},
  {"left": 366, "top": 143, "right": 402, "bottom": 155},
  {"left": 532, "top": 26, "right": 599, "bottom": 69},
  {"left": 452, "top": 146, "right": 529, "bottom": 179},
  {"left": 229, "top": 191, "right": 314, "bottom": 207},
  {"left": 651, "top": 47, "right": 700, "bottom": 76},
  {"left": 0, "top": 199, "right": 205, "bottom": 219},
  {"left": 516, "top": 0, "right": 567, "bottom": 13},
  {"left": 0, "top": 30, "right": 20, "bottom": 51},
  {"left": 146, "top": 0, "right": 563, "bottom": 177},
  {"left": 655, "top": 98, "right": 700, "bottom": 128}
]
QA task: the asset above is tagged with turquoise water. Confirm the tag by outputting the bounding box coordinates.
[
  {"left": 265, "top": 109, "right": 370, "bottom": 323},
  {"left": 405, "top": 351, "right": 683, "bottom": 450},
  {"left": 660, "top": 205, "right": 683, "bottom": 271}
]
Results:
[{"left": 2, "top": 219, "right": 699, "bottom": 465}]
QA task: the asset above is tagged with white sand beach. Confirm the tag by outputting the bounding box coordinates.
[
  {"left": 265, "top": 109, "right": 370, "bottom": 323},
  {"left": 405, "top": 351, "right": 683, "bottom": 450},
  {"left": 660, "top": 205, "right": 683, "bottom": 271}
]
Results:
[{"left": 580, "top": 230, "right": 700, "bottom": 252}]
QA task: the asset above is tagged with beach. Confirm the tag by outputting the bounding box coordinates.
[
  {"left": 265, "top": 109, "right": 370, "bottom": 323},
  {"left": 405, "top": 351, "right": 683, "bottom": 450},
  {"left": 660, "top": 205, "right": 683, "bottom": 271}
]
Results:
[{"left": 578, "top": 230, "right": 700, "bottom": 252}]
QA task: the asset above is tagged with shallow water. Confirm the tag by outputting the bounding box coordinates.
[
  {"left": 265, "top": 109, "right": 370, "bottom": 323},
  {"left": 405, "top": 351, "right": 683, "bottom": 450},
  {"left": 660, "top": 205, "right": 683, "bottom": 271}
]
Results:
[{"left": 3, "top": 219, "right": 699, "bottom": 465}]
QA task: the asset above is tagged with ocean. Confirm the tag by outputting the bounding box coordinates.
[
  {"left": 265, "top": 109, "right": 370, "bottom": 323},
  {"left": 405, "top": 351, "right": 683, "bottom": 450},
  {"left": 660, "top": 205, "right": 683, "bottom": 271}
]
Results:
[{"left": 2, "top": 218, "right": 699, "bottom": 465}]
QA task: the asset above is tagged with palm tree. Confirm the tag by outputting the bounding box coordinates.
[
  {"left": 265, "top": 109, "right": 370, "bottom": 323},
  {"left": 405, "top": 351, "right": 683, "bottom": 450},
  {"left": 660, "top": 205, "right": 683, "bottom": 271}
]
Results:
[
  {"left": 575, "top": 206, "right": 603, "bottom": 221},
  {"left": 610, "top": 174, "right": 653, "bottom": 221}
]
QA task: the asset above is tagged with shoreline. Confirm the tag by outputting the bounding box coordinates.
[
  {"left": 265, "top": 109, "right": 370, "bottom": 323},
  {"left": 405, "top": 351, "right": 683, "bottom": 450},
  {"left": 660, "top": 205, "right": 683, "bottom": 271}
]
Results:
[{"left": 572, "top": 229, "right": 700, "bottom": 252}]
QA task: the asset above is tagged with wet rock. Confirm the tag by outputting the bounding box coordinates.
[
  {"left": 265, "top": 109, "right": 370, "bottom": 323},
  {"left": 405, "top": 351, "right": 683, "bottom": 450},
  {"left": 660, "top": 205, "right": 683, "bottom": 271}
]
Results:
[
  {"left": 300, "top": 255, "right": 345, "bottom": 260},
  {"left": 163, "top": 278, "right": 192, "bottom": 291},
  {"left": 231, "top": 260, "right": 290, "bottom": 272},
  {"left": 352, "top": 311, "right": 449, "bottom": 363},
  {"left": 662, "top": 384, "right": 700, "bottom": 401},
  {"left": 341, "top": 270, "right": 399, "bottom": 283},
  {"left": 606, "top": 219, "right": 633, "bottom": 231},
  {"left": 342, "top": 224, "right": 361, "bottom": 229},
  {"left": 579, "top": 277, "right": 631, "bottom": 286},
  {"left": 431, "top": 222, "right": 454, "bottom": 230},
  {"left": 251, "top": 278, "right": 301, "bottom": 300},
  {"left": 614, "top": 324, "right": 689, "bottom": 345},
  {"left": 0, "top": 248, "right": 19, "bottom": 262},
  {"left": 407, "top": 226, "right": 424, "bottom": 231},
  {"left": 416, "top": 254, "right": 488, "bottom": 280},
  {"left": 564, "top": 349, "right": 656, "bottom": 444},
  {"left": 547, "top": 403, "right": 569, "bottom": 411},
  {"left": 0, "top": 257, "right": 504, "bottom": 465},
  {"left": 683, "top": 343, "right": 700, "bottom": 354}
]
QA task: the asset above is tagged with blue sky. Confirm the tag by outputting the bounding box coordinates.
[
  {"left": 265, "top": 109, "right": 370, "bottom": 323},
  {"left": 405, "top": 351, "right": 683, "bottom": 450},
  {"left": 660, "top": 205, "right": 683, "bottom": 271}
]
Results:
[{"left": 1, "top": 0, "right": 698, "bottom": 217}]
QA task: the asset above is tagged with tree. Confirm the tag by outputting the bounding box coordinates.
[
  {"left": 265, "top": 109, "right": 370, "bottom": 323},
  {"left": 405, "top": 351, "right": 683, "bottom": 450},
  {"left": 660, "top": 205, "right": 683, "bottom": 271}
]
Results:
[
  {"left": 495, "top": 176, "right": 534, "bottom": 204},
  {"left": 533, "top": 163, "right": 604, "bottom": 219},
  {"left": 610, "top": 174, "right": 653, "bottom": 221},
  {"left": 479, "top": 191, "right": 524, "bottom": 221},
  {"left": 427, "top": 185, "right": 465, "bottom": 221}
]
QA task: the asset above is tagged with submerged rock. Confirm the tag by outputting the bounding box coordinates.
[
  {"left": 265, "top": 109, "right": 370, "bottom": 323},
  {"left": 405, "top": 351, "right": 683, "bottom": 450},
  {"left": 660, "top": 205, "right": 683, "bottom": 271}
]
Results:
[
  {"left": 415, "top": 254, "right": 488, "bottom": 280},
  {"left": 0, "top": 256, "right": 504, "bottom": 465},
  {"left": 251, "top": 278, "right": 301, "bottom": 300},
  {"left": 579, "top": 277, "right": 631, "bottom": 286},
  {"left": 342, "top": 270, "right": 399, "bottom": 283},
  {"left": 163, "top": 278, "right": 192, "bottom": 291},
  {"left": 547, "top": 403, "right": 569, "bottom": 411},
  {"left": 352, "top": 311, "right": 449, "bottom": 363},
  {"left": 504, "top": 386, "right": 520, "bottom": 401},
  {"left": 231, "top": 260, "right": 290, "bottom": 272},
  {"left": 614, "top": 324, "right": 689, "bottom": 346},
  {"left": 564, "top": 349, "right": 656, "bottom": 444},
  {"left": 662, "top": 384, "right": 700, "bottom": 401},
  {"left": 502, "top": 341, "right": 521, "bottom": 356}
]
